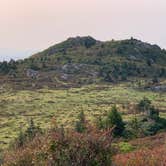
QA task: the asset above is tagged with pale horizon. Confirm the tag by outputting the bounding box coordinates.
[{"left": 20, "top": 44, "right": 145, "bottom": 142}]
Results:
[{"left": 0, "top": 0, "right": 166, "bottom": 61}]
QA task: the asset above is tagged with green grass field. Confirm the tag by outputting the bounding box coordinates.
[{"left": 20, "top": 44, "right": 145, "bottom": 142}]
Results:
[{"left": 0, "top": 83, "right": 166, "bottom": 150}]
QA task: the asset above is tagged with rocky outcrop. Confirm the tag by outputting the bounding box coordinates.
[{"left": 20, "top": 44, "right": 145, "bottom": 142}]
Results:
[
  {"left": 150, "top": 85, "right": 166, "bottom": 92},
  {"left": 26, "top": 69, "right": 39, "bottom": 79}
]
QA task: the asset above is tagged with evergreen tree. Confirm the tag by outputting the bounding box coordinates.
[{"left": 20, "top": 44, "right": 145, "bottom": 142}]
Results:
[
  {"left": 0, "top": 61, "right": 9, "bottom": 74},
  {"left": 17, "top": 126, "right": 25, "bottom": 147},
  {"left": 138, "top": 97, "right": 159, "bottom": 120},
  {"left": 138, "top": 97, "right": 151, "bottom": 114},
  {"left": 129, "top": 117, "right": 143, "bottom": 138},
  {"left": 149, "top": 106, "right": 159, "bottom": 120},
  {"left": 75, "top": 111, "right": 86, "bottom": 133},
  {"left": 106, "top": 106, "right": 125, "bottom": 136},
  {"left": 152, "top": 76, "right": 159, "bottom": 84},
  {"left": 25, "top": 118, "right": 42, "bottom": 140}
]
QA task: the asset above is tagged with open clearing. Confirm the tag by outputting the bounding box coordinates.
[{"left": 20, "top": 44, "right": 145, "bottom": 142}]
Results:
[{"left": 0, "top": 83, "right": 166, "bottom": 150}]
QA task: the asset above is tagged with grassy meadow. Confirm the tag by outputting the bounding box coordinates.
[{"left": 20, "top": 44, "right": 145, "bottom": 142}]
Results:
[{"left": 0, "top": 82, "right": 166, "bottom": 150}]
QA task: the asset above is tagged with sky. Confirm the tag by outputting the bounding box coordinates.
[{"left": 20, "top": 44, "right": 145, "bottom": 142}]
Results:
[{"left": 0, "top": 0, "right": 166, "bottom": 61}]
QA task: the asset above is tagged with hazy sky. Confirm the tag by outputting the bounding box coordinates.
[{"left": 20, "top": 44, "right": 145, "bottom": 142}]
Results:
[{"left": 0, "top": 0, "right": 166, "bottom": 61}]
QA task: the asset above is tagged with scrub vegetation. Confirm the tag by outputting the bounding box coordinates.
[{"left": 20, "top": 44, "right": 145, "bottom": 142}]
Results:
[{"left": 0, "top": 37, "right": 166, "bottom": 165}]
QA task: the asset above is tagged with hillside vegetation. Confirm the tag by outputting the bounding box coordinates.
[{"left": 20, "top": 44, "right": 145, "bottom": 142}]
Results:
[
  {"left": 2, "top": 104, "right": 166, "bottom": 165},
  {"left": 0, "top": 36, "right": 166, "bottom": 89},
  {"left": 0, "top": 82, "right": 166, "bottom": 150}
]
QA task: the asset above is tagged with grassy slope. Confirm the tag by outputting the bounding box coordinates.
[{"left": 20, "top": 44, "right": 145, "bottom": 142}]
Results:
[{"left": 0, "top": 82, "right": 166, "bottom": 150}]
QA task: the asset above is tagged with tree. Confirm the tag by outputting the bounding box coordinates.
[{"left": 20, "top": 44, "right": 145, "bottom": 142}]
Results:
[
  {"left": 137, "top": 97, "right": 159, "bottom": 120},
  {"left": 0, "top": 61, "right": 9, "bottom": 74},
  {"left": 75, "top": 111, "right": 86, "bottom": 133},
  {"left": 149, "top": 106, "right": 159, "bottom": 120},
  {"left": 138, "top": 97, "right": 151, "bottom": 114},
  {"left": 96, "top": 116, "right": 105, "bottom": 130},
  {"left": 128, "top": 117, "right": 143, "bottom": 138},
  {"left": 104, "top": 73, "right": 113, "bottom": 82},
  {"left": 25, "top": 118, "right": 42, "bottom": 140},
  {"left": 8, "top": 59, "right": 17, "bottom": 70},
  {"left": 146, "top": 59, "right": 152, "bottom": 66},
  {"left": 152, "top": 76, "right": 159, "bottom": 84},
  {"left": 13, "top": 119, "right": 42, "bottom": 148},
  {"left": 17, "top": 126, "right": 25, "bottom": 147},
  {"left": 159, "top": 68, "right": 165, "bottom": 77},
  {"left": 105, "top": 106, "right": 125, "bottom": 137}
]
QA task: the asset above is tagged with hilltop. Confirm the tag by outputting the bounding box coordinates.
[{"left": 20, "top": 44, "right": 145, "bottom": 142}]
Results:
[{"left": 0, "top": 36, "right": 166, "bottom": 89}]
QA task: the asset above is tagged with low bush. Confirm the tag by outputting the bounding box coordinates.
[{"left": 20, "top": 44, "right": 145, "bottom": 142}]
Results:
[
  {"left": 113, "top": 145, "right": 166, "bottom": 166},
  {"left": 4, "top": 125, "right": 113, "bottom": 166},
  {"left": 118, "top": 142, "right": 134, "bottom": 153}
]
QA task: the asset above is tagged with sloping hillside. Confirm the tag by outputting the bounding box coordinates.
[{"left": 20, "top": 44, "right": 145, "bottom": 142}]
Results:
[{"left": 0, "top": 36, "right": 166, "bottom": 89}]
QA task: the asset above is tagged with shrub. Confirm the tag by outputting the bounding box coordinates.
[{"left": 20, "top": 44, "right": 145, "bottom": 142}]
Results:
[
  {"left": 137, "top": 98, "right": 159, "bottom": 121},
  {"left": 25, "top": 119, "right": 42, "bottom": 140},
  {"left": 13, "top": 119, "right": 42, "bottom": 148},
  {"left": 105, "top": 106, "right": 125, "bottom": 137},
  {"left": 126, "top": 115, "right": 165, "bottom": 138},
  {"left": 125, "top": 117, "right": 144, "bottom": 138},
  {"left": 119, "top": 142, "right": 134, "bottom": 153},
  {"left": 75, "top": 111, "right": 86, "bottom": 133},
  {"left": 141, "top": 121, "right": 161, "bottom": 136},
  {"left": 152, "top": 76, "right": 159, "bottom": 84},
  {"left": 148, "top": 106, "right": 159, "bottom": 120},
  {"left": 4, "top": 125, "right": 113, "bottom": 166},
  {"left": 113, "top": 145, "right": 166, "bottom": 166},
  {"left": 137, "top": 97, "right": 151, "bottom": 114},
  {"left": 96, "top": 116, "right": 105, "bottom": 130}
]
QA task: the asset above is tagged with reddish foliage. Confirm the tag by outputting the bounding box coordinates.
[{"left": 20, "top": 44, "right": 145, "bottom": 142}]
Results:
[
  {"left": 3, "top": 125, "right": 113, "bottom": 166},
  {"left": 113, "top": 145, "right": 166, "bottom": 166}
]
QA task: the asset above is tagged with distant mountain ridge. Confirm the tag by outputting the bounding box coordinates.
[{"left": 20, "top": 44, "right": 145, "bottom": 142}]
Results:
[{"left": 0, "top": 36, "right": 166, "bottom": 89}]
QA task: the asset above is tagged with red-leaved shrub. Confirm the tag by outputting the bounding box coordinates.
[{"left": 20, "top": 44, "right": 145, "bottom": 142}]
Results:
[
  {"left": 3, "top": 125, "right": 113, "bottom": 166},
  {"left": 113, "top": 145, "right": 166, "bottom": 166}
]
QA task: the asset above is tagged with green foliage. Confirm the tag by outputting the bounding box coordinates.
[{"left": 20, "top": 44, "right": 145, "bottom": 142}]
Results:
[
  {"left": 119, "top": 142, "right": 134, "bottom": 153},
  {"left": 1, "top": 37, "right": 166, "bottom": 88},
  {"left": 25, "top": 118, "right": 42, "bottom": 140},
  {"left": 17, "top": 127, "right": 25, "bottom": 147},
  {"left": 138, "top": 97, "right": 159, "bottom": 120},
  {"left": 75, "top": 111, "right": 86, "bottom": 133},
  {"left": 125, "top": 117, "right": 143, "bottom": 138},
  {"left": 138, "top": 97, "right": 151, "bottom": 113},
  {"left": 152, "top": 76, "right": 159, "bottom": 84},
  {"left": 149, "top": 106, "right": 159, "bottom": 120},
  {"left": 141, "top": 121, "right": 162, "bottom": 136},
  {"left": 97, "top": 106, "right": 125, "bottom": 137},
  {"left": 0, "top": 152, "right": 3, "bottom": 165},
  {"left": 96, "top": 116, "right": 105, "bottom": 130},
  {"left": 0, "top": 61, "right": 9, "bottom": 74},
  {"left": 126, "top": 115, "right": 165, "bottom": 138},
  {"left": 0, "top": 60, "right": 17, "bottom": 74},
  {"left": 100, "top": 62, "right": 140, "bottom": 82},
  {"left": 14, "top": 119, "right": 42, "bottom": 148},
  {"left": 125, "top": 98, "right": 164, "bottom": 138},
  {"left": 105, "top": 106, "right": 125, "bottom": 136}
]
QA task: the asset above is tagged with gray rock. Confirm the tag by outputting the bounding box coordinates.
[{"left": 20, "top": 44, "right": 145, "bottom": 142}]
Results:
[
  {"left": 61, "top": 74, "right": 69, "bottom": 80},
  {"left": 26, "top": 69, "right": 39, "bottom": 79},
  {"left": 151, "top": 85, "right": 166, "bottom": 92}
]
